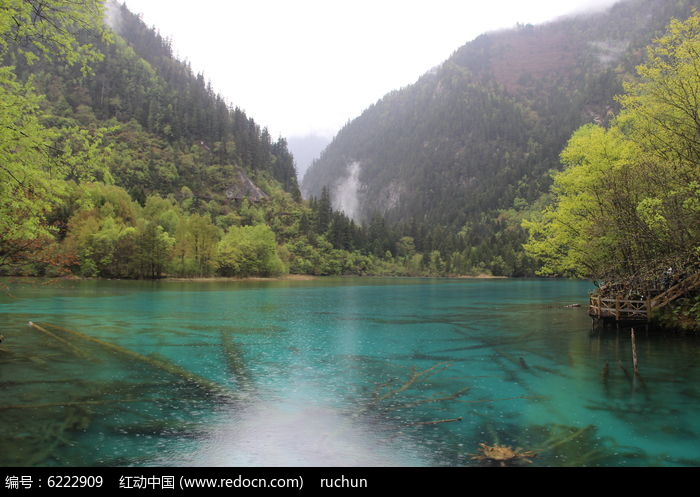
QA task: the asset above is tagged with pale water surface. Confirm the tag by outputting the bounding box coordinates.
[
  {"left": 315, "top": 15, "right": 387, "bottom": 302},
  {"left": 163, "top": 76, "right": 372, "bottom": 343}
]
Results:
[{"left": 1, "top": 278, "right": 699, "bottom": 467}]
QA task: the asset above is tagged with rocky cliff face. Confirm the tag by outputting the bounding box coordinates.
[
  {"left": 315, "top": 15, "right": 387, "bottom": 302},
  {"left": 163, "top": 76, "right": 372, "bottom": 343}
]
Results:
[{"left": 225, "top": 170, "right": 269, "bottom": 203}]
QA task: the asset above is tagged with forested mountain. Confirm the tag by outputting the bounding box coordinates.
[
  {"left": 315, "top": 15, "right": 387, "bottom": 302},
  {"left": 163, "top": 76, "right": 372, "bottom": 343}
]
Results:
[
  {"left": 12, "top": 1, "right": 301, "bottom": 204},
  {"left": 2, "top": 0, "right": 696, "bottom": 283},
  {"left": 0, "top": 1, "right": 459, "bottom": 279},
  {"left": 303, "top": 0, "right": 700, "bottom": 275}
]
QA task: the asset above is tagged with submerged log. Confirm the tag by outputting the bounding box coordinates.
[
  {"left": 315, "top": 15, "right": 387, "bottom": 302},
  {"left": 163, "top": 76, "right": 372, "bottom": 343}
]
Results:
[
  {"left": 618, "top": 360, "right": 631, "bottom": 380},
  {"left": 220, "top": 332, "right": 253, "bottom": 390},
  {"left": 410, "top": 417, "right": 463, "bottom": 426},
  {"left": 0, "top": 398, "right": 147, "bottom": 411},
  {"left": 631, "top": 328, "right": 639, "bottom": 375},
  {"left": 371, "top": 362, "right": 451, "bottom": 406},
  {"left": 542, "top": 425, "right": 594, "bottom": 451},
  {"left": 387, "top": 386, "right": 471, "bottom": 411},
  {"left": 455, "top": 395, "right": 544, "bottom": 405},
  {"left": 27, "top": 322, "right": 88, "bottom": 359},
  {"left": 34, "top": 322, "right": 233, "bottom": 398}
]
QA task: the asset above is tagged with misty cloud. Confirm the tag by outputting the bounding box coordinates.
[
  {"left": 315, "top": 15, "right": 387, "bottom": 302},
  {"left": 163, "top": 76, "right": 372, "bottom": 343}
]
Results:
[
  {"left": 104, "top": 0, "right": 123, "bottom": 33},
  {"left": 122, "top": 0, "right": 626, "bottom": 139},
  {"left": 567, "top": 0, "right": 622, "bottom": 15},
  {"left": 287, "top": 134, "right": 331, "bottom": 182}
]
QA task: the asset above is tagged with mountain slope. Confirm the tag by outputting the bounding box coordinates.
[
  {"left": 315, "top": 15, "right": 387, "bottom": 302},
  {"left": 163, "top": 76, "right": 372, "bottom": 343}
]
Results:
[
  {"left": 303, "top": 0, "right": 699, "bottom": 230},
  {"left": 15, "top": 1, "right": 301, "bottom": 205},
  {"left": 1, "top": 1, "right": 447, "bottom": 279}
]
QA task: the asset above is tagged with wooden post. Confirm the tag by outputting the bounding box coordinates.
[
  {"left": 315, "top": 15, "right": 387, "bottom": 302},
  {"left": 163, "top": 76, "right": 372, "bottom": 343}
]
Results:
[
  {"left": 631, "top": 328, "right": 639, "bottom": 375},
  {"left": 645, "top": 297, "right": 651, "bottom": 321}
]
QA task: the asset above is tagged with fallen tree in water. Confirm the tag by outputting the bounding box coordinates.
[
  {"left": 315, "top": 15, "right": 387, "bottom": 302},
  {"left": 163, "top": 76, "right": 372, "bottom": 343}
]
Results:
[{"left": 30, "top": 322, "right": 233, "bottom": 398}]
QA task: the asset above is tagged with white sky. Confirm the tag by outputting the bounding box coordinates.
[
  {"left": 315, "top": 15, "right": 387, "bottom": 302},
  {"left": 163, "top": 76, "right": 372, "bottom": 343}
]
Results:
[{"left": 121, "top": 0, "right": 620, "bottom": 139}]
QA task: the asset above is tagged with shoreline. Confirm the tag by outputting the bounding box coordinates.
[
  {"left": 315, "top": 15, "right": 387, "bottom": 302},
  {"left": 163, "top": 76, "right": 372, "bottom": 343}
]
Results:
[
  {"left": 168, "top": 273, "right": 509, "bottom": 281},
  {"left": 1, "top": 273, "right": 511, "bottom": 284},
  {"left": 142, "top": 273, "right": 510, "bottom": 282},
  {"left": 165, "top": 274, "right": 319, "bottom": 283},
  {"left": 451, "top": 274, "right": 508, "bottom": 279}
]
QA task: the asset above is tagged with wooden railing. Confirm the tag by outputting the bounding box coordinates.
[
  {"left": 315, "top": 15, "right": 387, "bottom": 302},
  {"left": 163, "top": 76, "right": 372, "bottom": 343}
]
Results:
[
  {"left": 589, "top": 295, "right": 649, "bottom": 321},
  {"left": 650, "top": 270, "right": 700, "bottom": 310},
  {"left": 589, "top": 270, "right": 700, "bottom": 322}
]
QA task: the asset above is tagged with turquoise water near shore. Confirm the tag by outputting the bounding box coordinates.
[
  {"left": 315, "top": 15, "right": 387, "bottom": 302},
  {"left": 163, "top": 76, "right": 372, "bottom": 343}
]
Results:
[{"left": 1, "top": 277, "right": 699, "bottom": 466}]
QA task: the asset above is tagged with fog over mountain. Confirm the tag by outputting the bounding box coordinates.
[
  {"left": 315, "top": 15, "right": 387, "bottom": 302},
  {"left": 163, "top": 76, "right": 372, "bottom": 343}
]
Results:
[
  {"left": 286, "top": 134, "right": 332, "bottom": 183},
  {"left": 121, "top": 0, "right": 625, "bottom": 140},
  {"left": 303, "top": 0, "right": 698, "bottom": 228}
]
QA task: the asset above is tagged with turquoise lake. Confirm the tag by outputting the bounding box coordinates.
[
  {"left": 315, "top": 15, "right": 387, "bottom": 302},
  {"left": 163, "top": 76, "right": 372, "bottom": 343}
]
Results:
[{"left": 1, "top": 277, "right": 699, "bottom": 467}]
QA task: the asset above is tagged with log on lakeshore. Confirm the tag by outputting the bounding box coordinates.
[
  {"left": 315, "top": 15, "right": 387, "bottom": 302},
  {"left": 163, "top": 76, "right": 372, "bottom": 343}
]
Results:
[{"left": 32, "top": 322, "right": 232, "bottom": 398}]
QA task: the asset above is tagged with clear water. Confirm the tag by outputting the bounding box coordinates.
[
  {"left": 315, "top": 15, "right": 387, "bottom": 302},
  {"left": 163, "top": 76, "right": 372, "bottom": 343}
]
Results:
[{"left": 1, "top": 277, "right": 699, "bottom": 467}]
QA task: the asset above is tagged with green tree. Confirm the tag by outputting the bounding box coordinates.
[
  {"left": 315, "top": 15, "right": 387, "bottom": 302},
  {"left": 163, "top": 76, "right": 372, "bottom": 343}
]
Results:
[
  {"left": 0, "top": 0, "right": 106, "bottom": 70},
  {"left": 133, "top": 220, "right": 174, "bottom": 279},
  {"left": 0, "top": 68, "right": 60, "bottom": 265},
  {"left": 60, "top": 183, "right": 141, "bottom": 278},
  {"left": 524, "top": 14, "right": 700, "bottom": 281},
  {"left": 315, "top": 187, "right": 333, "bottom": 234},
  {"left": 523, "top": 125, "right": 637, "bottom": 278},
  {"left": 0, "top": 0, "right": 106, "bottom": 266},
  {"left": 396, "top": 236, "right": 416, "bottom": 258},
  {"left": 172, "top": 213, "right": 219, "bottom": 277},
  {"left": 216, "top": 224, "right": 286, "bottom": 277}
]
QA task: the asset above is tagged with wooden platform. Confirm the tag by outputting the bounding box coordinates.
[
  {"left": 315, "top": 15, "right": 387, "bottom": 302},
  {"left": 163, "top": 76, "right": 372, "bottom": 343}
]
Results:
[
  {"left": 589, "top": 270, "right": 700, "bottom": 323},
  {"left": 588, "top": 295, "right": 649, "bottom": 322}
]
